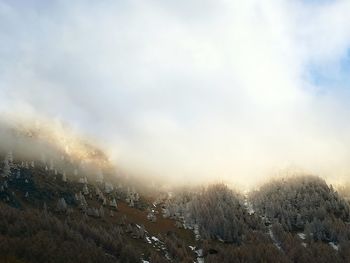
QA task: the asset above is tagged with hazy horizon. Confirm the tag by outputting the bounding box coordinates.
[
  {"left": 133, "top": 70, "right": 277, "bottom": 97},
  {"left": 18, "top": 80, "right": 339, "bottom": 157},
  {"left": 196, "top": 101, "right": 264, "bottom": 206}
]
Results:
[{"left": 1, "top": 0, "right": 350, "bottom": 188}]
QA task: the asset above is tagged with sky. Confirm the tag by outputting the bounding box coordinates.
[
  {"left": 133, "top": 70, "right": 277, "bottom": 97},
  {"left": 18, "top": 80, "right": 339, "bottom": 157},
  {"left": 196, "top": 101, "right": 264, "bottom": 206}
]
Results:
[{"left": 1, "top": 0, "right": 350, "bottom": 187}]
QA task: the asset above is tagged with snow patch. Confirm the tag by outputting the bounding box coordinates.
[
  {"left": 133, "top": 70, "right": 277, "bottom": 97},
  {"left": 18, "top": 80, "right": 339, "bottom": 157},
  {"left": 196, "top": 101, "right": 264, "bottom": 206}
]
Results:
[
  {"left": 297, "top": 233, "right": 306, "bottom": 240},
  {"left": 243, "top": 194, "right": 255, "bottom": 215},
  {"left": 151, "top": 236, "right": 160, "bottom": 242},
  {"left": 195, "top": 249, "right": 204, "bottom": 263},
  {"left": 329, "top": 242, "right": 339, "bottom": 251},
  {"left": 195, "top": 249, "right": 203, "bottom": 257},
  {"left": 268, "top": 227, "right": 282, "bottom": 250}
]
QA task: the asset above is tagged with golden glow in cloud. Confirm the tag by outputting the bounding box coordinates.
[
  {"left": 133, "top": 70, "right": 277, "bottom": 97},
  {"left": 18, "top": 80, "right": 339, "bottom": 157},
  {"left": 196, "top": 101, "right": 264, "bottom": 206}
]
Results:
[{"left": 1, "top": 0, "right": 350, "bottom": 187}]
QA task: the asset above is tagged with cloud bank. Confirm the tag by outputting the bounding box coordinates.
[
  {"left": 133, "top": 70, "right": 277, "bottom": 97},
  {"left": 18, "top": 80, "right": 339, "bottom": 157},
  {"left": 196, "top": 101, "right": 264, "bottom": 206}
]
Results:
[{"left": 1, "top": 0, "right": 350, "bottom": 187}]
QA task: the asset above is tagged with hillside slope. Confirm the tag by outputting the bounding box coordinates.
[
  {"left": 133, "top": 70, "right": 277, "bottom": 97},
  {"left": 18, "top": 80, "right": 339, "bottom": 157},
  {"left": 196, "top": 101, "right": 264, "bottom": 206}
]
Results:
[{"left": 1, "top": 122, "right": 350, "bottom": 262}]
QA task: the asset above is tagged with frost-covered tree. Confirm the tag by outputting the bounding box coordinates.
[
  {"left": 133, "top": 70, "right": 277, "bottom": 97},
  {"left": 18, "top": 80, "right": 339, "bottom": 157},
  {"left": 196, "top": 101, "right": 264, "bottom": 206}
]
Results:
[
  {"left": 109, "top": 198, "right": 118, "bottom": 209},
  {"left": 96, "top": 170, "right": 104, "bottom": 183},
  {"left": 82, "top": 184, "right": 89, "bottom": 195},
  {"left": 2, "top": 159, "right": 11, "bottom": 178},
  {"left": 166, "top": 184, "right": 260, "bottom": 243},
  {"left": 250, "top": 175, "right": 350, "bottom": 243},
  {"left": 104, "top": 182, "right": 114, "bottom": 194},
  {"left": 62, "top": 172, "right": 67, "bottom": 182},
  {"left": 49, "top": 159, "right": 54, "bottom": 170},
  {"left": 56, "top": 198, "right": 67, "bottom": 212},
  {"left": 7, "top": 151, "right": 13, "bottom": 164},
  {"left": 99, "top": 206, "right": 105, "bottom": 218}
]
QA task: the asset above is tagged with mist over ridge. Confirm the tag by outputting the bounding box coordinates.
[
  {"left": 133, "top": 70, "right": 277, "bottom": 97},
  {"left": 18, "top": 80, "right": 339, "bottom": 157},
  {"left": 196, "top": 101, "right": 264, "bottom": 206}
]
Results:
[
  {"left": 0, "top": 111, "right": 348, "bottom": 192},
  {"left": 1, "top": 0, "right": 350, "bottom": 188}
]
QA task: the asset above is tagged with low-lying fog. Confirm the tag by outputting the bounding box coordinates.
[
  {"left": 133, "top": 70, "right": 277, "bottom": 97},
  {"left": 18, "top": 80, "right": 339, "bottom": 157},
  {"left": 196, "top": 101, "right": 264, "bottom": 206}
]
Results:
[{"left": 1, "top": 1, "right": 350, "bottom": 189}]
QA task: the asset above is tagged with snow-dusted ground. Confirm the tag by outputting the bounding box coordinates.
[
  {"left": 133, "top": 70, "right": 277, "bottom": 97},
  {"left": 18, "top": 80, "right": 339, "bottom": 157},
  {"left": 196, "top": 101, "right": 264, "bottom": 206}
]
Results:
[
  {"left": 268, "top": 226, "right": 282, "bottom": 250},
  {"left": 194, "top": 224, "right": 201, "bottom": 241},
  {"left": 145, "top": 234, "right": 171, "bottom": 260},
  {"left": 243, "top": 193, "right": 255, "bottom": 215},
  {"left": 195, "top": 248, "right": 204, "bottom": 263},
  {"left": 188, "top": 246, "right": 205, "bottom": 263},
  {"left": 297, "top": 232, "right": 307, "bottom": 247},
  {"left": 297, "top": 233, "right": 306, "bottom": 240},
  {"left": 329, "top": 242, "right": 339, "bottom": 251},
  {"left": 141, "top": 223, "right": 171, "bottom": 261}
]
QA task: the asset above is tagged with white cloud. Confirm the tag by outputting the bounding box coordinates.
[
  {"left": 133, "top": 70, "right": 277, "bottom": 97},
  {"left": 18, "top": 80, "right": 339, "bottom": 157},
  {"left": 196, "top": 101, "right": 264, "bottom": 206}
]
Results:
[{"left": 1, "top": 0, "right": 350, "bottom": 187}]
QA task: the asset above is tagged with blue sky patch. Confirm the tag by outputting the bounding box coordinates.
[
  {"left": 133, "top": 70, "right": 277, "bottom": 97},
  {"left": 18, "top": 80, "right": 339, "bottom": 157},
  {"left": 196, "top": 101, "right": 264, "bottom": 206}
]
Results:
[{"left": 306, "top": 49, "right": 350, "bottom": 95}]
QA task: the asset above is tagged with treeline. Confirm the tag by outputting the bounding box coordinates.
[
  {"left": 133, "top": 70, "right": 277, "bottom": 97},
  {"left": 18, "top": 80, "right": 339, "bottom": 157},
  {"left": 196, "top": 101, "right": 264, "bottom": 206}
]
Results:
[
  {"left": 250, "top": 175, "right": 350, "bottom": 243},
  {"left": 166, "top": 184, "right": 264, "bottom": 243},
  {"left": 163, "top": 176, "right": 350, "bottom": 263}
]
